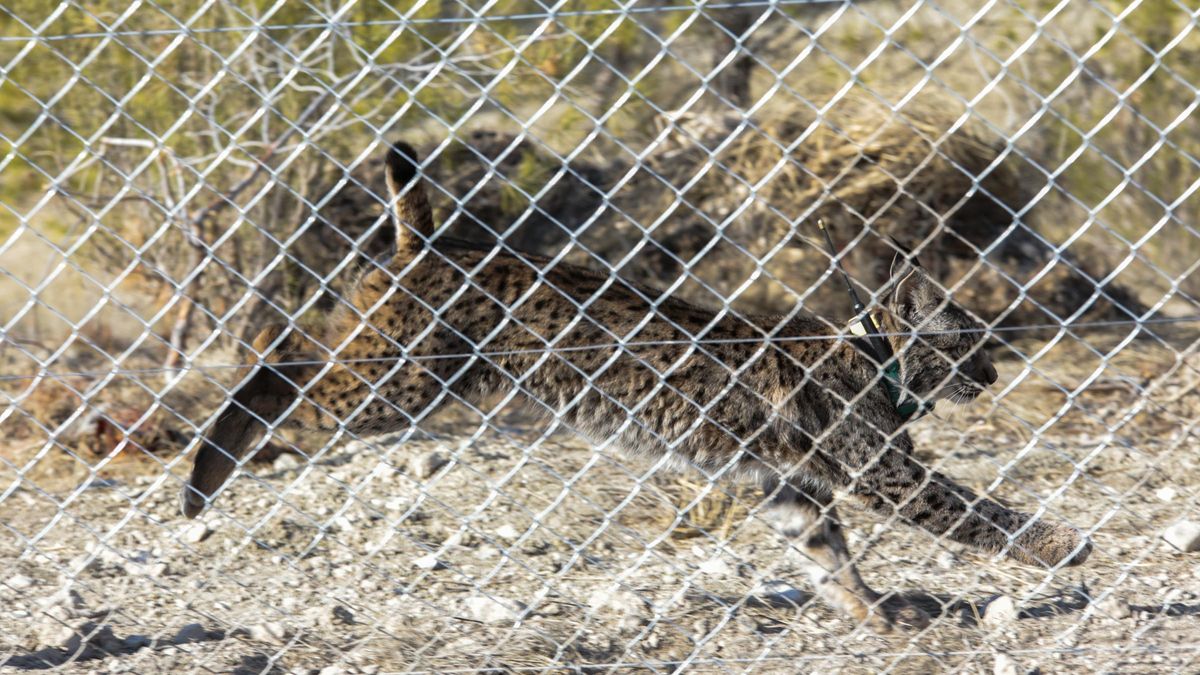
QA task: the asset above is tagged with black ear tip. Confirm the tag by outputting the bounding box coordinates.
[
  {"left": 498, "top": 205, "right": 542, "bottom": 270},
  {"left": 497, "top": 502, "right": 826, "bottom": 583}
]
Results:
[{"left": 385, "top": 141, "right": 420, "bottom": 183}]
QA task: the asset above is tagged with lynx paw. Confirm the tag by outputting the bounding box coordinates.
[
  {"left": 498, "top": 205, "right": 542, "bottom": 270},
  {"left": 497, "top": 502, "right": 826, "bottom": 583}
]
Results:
[
  {"left": 886, "top": 599, "right": 932, "bottom": 632},
  {"left": 1008, "top": 521, "right": 1092, "bottom": 568},
  {"left": 850, "top": 597, "right": 932, "bottom": 634},
  {"left": 180, "top": 484, "right": 208, "bottom": 519}
]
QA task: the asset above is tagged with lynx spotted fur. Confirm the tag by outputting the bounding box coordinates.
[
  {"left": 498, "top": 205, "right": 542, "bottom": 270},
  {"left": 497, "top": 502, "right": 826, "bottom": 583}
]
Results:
[{"left": 183, "top": 142, "right": 1091, "bottom": 632}]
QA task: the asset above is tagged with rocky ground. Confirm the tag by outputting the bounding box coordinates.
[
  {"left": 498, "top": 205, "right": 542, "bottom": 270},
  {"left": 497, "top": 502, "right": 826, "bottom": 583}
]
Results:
[{"left": 2, "top": 333, "right": 1200, "bottom": 674}]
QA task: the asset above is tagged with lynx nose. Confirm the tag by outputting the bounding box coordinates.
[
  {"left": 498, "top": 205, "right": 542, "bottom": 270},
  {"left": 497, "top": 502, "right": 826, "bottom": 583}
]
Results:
[{"left": 981, "top": 362, "right": 998, "bottom": 386}]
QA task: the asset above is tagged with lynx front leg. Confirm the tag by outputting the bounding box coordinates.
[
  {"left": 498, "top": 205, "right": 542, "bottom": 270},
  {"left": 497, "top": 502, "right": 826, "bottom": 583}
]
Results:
[
  {"left": 765, "top": 482, "right": 931, "bottom": 633},
  {"left": 851, "top": 441, "right": 1092, "bottom": 569}
]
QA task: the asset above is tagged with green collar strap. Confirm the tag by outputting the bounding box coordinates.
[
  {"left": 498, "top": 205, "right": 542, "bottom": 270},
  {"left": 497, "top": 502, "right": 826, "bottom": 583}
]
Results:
[
  {"left": 881, "top": 361, "right": 930, "bottom": 422},
  {"left": 847, "top": 327, "right": 932, "bottom": 423}
]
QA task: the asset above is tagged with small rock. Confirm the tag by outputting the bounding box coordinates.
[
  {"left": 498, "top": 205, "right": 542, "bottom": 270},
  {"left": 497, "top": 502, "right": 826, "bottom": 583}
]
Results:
[
  {"left": 174, "top": 623, "right": 208, "bottom": 643},
  {"left": 43, "top": 605, "right": 76, "bottom": 623},
  {"left": 181, "top": 522, "right": 211, "bottom": 545},
  {"left": 698, "top": 558, "right": 735, "bottom": 577},
  {"left": 1163, "top": 521, "right": 1200, "bottom": 552},
  {"left": 331, "top": 605, "right": 355, "bottom": 625},
  {"left": 87, "top": 624, "right": 124, "bottom": 653},
  {"left": 126, "top": 562, "right": 168, "bottom": 578},
  {"left": 994, "top": 652, "right": 1019, "bottom": 675},
  {"left": 936, "top": 550, "right": 956, "bottom": 570},
  {"left": 984, "top": 595, "right": 1019, "bottom": 625},
  {"left": 249, "top": 622, "right": 286, "bottom": 644},
  {"left": 464, "top": 595, "right": 525, "bottom": 624},
  {"left": 42, "top": 588, "right": 85, "bottom": 611},
  {"left": 1156, "top": 487, "right": 1178, "bottom": 502},
  {"left": 495, "top": 524, "right": 520, "bottom": 541},
  {"left": 413, "top": 554, "right": 444, "bottom": 571},
  {"left": 37, "top": 620, "right": 77, "bottom": 648},
  {"left": 587, "top": 587, "right": 645, "bottom": 615},
  {"left": 274, "top": 453, "right": 303, "bottom": 471},
  {"left": 408, "top": 451, "right": 448, "bottom": 480},
  {"left": 1095, "top": 594, "right": 1132, "bottom": 620},
  {"left": 751, "top": 580, "right": 805, "bottom": 606},
  {"left": 8, "top": 574, "right": 34, "bottom": 591}
]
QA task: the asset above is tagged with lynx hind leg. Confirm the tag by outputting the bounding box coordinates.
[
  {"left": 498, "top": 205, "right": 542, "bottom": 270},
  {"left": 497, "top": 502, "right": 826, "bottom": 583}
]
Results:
[
  {"left": 182, "top": 324, "right": 325, "bottom": 518},
  {"left": 765, "top": 482, "right": 931, "bottom": 633}
]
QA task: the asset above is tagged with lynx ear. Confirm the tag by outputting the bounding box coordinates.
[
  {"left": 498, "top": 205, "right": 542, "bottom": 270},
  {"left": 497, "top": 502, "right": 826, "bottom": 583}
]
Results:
[{"left": 890, "top": 259, "right": 944, "bottom": 319}]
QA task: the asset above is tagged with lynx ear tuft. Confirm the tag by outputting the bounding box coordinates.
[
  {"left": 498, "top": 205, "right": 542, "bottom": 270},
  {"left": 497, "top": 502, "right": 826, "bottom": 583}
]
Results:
[
  {"left": 385, "top": 142, "right": 420, "bottom": 189},
  {"left": 383, "top": 140, "right": 435, "bottom": 249}
]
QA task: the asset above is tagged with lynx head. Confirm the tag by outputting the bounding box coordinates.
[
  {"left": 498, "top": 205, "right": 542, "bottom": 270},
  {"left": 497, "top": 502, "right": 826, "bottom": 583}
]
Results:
[{"left": 882, "top": 253, "right": 997, "bottom": 404}]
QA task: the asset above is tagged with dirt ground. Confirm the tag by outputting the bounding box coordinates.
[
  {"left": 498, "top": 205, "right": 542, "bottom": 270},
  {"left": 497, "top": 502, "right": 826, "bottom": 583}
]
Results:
[{"left": 2, "top": 330, "right": 1199, "bottom": 674}]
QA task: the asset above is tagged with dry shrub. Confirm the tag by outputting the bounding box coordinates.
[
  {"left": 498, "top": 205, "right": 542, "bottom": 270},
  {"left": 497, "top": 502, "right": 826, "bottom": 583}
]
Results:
[
  {"left": 656, "top": 478, "right": 756, "bottom": 542},
  {"left": 303, "top": 98, "right": 1143, "bottom": 331},
  {"left": 597, "top": 99, "right": 1144, "bottom": 326}
]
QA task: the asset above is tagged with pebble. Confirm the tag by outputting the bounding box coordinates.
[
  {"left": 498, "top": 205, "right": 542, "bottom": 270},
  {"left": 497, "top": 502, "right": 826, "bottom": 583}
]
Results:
[
  {"left": 587, "top": 586, "right": 645, "bottom": 615},
  {"left": 698, "top": 558, "right": 735, "bottom": 577},
  {"left": 126, "top": 562, "right": 168, "bottom": 578},
  {"left": 7, "top": 574, "right": 34, "bottom": 591},
  {"left": 1163, "top": 521, "right": 1200, "bottom": 552},
  {"left": 181, "top": 522, "right": 211, "bottom": 545},
  {"left": 936, "top": 550, "right": 956, "bottom": 570},
  {"left": 1156, "top": 487, "right": 1178, "bottom": 502},
  {"left": 249, "top": 622, "right": 287, "bottom": 644},
  {"left": 329, "top": 605, "right": 356, "bottom": 626},
  {"left": 409, "top": 451, "right": 449, "bottom": 480},
  {"left": 413, "top": 554, "right": 445, "bottom": 571},
  {"left": 1095, "top": 594, "right": 1132, "bottom": 620},
  {"left": 984, "top": 595, "right": 1019, "bottom": 624},
  {"left": 495, "top": 524, "right": 520, "bottom": 540},
  {"left": 173, "top": 623, "right": 208, "bottom": 643},
  {"left": 45, "top": 588, "right": 85, "bottom": 610},
  {"left": 37, "top": 620, "right": 77, "bottom": 648},
  {"left": 464, "top": 595, "right": 525, "bottom": 624},
  {"left": 994, "top": 652, "right": 1019, "bottom": 675},
  {"left": 274, "top": 453, "right": 303, "bottom": 471},
  {"left": 751, "top": 580, "right": 805, "bottom": 606}
]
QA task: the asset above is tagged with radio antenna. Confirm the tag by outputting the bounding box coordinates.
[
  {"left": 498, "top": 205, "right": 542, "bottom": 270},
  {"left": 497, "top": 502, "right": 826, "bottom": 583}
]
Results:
[{"left": 816, "top": 220, "right": 894, "bottom": 362}]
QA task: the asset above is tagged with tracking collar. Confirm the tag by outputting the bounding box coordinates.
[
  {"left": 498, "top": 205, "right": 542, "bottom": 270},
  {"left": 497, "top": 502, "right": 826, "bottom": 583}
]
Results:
[
  {"left": 847, "top": 317, "right": 931, "bottom": 422},
  {"left": 817, "top": 221, "right": 932, "bottom": 423}
]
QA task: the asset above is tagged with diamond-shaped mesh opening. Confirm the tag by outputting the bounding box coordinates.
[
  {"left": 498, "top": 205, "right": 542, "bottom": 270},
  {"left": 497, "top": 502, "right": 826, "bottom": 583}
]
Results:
[{"left": 2, "top": 1, "right": 1199, "bottom": 672}]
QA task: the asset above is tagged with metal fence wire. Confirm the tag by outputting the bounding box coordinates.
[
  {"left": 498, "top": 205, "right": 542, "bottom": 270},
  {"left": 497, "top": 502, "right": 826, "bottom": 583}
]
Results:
[{"left": 2, "top": 0, "right": 1200, "bottom": 672}]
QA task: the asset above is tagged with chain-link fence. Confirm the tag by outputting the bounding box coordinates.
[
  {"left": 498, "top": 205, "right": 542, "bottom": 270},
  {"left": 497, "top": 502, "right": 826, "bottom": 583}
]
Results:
[{"left": 2, "top": 0, "right": 1200, "bottom": 672}]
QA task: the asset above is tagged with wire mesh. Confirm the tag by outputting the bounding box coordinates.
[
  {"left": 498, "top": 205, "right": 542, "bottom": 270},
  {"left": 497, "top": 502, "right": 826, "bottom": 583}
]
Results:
[{"left": 2, "top": 0, "right": 1200, "bottom": 672}]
